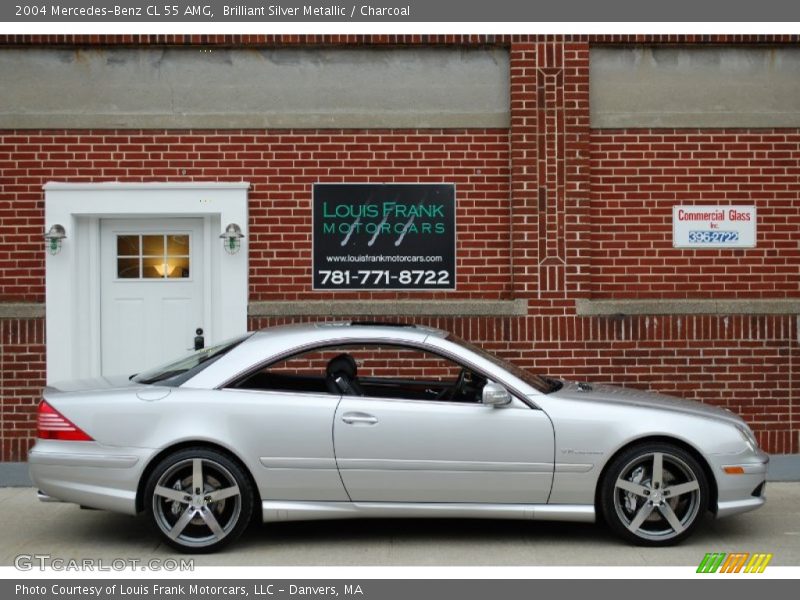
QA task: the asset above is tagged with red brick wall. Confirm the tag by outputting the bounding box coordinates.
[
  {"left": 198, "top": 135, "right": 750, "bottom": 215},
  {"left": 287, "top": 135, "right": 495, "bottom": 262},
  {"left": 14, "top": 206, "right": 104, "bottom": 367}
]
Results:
[
  {"left": 250, "top": 314, "right": 798, "bottom": 454},
  {"left": 0, "top": 129, "right": 511, "bottom": 303},
  {"left": 0, "top": 319, "right": 45, "bottom": 461},
  {"left": 1, "top": 38, "right": 799, "bottom": 459},
  {"left": 590, "top": 130, "right": 800, "bottom": 299},
  {"left": 1, "top": 312, "right": 795, "bottom": 461}
]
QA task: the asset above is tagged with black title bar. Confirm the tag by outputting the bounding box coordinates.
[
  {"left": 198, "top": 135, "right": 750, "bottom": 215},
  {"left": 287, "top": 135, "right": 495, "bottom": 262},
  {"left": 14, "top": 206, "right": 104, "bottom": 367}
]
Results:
[{"left": 3, "top": 0, "right": 800, "bottom": 22}]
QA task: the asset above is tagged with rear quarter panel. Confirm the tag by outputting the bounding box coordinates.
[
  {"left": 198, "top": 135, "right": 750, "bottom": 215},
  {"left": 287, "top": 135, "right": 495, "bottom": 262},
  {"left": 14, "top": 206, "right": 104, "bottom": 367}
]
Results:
[{"left": 48, "top": 386, "right": 347, "bottom": 502}]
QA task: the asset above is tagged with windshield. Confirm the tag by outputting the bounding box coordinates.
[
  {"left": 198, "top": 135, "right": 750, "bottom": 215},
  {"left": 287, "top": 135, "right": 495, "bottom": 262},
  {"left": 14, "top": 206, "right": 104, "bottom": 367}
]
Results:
[
  {"left": 133, "top": 333, "right": 252, "bottom": 386},
  {"left": 447, "top": 334, "right": 560, "bottom": 394}
]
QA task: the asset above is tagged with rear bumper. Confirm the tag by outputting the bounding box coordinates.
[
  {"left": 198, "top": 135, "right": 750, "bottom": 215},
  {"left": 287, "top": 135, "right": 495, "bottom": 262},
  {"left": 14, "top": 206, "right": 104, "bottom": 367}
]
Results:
[{"left": 29, "top": 440, "right": 154, "bottom": 515}]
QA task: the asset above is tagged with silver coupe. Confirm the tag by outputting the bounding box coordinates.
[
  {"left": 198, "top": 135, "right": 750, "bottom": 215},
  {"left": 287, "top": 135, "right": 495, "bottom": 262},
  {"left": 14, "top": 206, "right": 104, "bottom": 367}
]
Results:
[{"left": 30, "top": 322, "right": 768, "bottom": 553}]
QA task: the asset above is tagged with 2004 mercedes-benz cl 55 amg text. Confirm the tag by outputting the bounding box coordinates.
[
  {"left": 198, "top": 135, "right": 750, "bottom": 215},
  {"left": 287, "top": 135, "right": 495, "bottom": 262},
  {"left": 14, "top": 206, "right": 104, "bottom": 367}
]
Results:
[{"left": 30, "top": 322, "right": 768, "bottom": 552}]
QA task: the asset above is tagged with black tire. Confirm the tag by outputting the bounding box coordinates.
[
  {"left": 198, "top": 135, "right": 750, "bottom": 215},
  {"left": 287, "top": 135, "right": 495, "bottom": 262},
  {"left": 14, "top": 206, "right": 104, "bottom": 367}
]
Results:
[
  {"left": 600, "top": 442, "right": 709, "bottom": 546},
  {"left": 144, "top": 447, "right": 255, "bottom": 553}
]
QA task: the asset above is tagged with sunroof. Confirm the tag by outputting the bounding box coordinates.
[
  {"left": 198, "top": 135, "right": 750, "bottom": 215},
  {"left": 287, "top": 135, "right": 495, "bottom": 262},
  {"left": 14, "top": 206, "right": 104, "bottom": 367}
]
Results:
[{"left": 348, "top": 321, "right": 415, "bottom": 328}]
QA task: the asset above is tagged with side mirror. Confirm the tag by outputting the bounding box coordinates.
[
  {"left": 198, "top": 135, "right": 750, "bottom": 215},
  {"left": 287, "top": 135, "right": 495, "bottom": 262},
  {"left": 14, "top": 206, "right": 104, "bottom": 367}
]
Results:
[{"left": 482, "top": 381, "right": 512, "bottom": 407}]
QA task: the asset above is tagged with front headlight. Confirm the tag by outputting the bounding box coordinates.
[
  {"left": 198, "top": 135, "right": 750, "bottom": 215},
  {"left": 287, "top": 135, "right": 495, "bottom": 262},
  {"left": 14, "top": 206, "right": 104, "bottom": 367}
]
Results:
[{"left": 736, "top": 424, "right": 759, "bottom": 452}]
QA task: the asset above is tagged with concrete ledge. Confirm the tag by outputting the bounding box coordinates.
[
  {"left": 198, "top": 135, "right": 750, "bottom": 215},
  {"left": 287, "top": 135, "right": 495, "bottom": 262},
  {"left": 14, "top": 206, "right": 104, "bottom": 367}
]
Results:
[
  {"left": 248, "top": 299, "right": 528, "bottom": 318},
  {"left": 0, "top": 463, "right": 30, "bottom": 487},
  {"left": 0, "top": 303, "right": 45, "bottom": 319},
  {"left": 575, "top": 299, "right": 800, "bottom": 316}
]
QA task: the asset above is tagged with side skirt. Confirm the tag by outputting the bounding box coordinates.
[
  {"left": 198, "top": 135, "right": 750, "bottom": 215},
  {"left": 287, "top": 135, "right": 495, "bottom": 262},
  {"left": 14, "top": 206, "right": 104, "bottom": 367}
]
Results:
[{"left": 262, "top": 501, "right": 595, "bottom": 523}]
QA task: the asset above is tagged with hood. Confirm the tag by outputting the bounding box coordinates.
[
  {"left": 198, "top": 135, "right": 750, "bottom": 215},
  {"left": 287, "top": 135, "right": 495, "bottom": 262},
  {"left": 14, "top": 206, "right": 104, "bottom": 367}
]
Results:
[
  {"left": 45, "top": 375, "right": 142, "bottom": 394},
  {"left": 550, "top": 380, "right": 745, "bottom": 426}
]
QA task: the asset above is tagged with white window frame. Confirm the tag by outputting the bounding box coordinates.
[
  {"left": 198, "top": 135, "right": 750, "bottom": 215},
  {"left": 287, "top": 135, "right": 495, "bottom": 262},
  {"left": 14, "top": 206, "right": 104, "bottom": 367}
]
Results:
[{"left": 43, "top": 182, "right": 249, "bottom": 383}]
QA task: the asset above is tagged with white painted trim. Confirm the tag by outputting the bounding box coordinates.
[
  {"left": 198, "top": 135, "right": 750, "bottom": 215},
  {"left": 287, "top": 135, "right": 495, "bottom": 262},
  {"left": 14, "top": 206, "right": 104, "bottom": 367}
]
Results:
[
  {"left": 44, "top": 182, "right": 249, "bottom": 384},
  {"left": 43, "top": 182, "right": 250, "bottom": 191}
]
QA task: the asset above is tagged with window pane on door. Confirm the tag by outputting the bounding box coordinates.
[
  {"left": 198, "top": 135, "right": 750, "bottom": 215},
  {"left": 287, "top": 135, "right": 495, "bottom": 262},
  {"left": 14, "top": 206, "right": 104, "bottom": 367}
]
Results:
[
  {"left": 167, "top": 256, "right": 190, "bottom": 278},
  {"left": 166, "top": 235, "right": 190, "bottom": 255},
  {"left": 117, "top": 257, "right": 140, "bottom": 278},
  {"left": 142, "top": 235, "right": 165, "bottom": 256},
  {"left": 116, "top": 235, "right": 139, "bottom": 256},
  {"left": 116, "top": 233, "right": 191, "bottom": 280}
]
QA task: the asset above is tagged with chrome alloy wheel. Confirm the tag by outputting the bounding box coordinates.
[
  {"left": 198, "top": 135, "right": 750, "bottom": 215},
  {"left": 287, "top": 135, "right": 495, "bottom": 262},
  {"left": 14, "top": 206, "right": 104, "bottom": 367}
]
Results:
[
  {"left": 612, "top": 451, "right": 702, "bottom": 542},
  {"left": 152, "top": 457, "right": 242, "bottom": 549}
]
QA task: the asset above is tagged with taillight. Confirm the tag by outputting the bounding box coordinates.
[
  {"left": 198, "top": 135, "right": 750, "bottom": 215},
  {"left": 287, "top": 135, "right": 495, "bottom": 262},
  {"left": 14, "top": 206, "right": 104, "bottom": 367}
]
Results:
[{"left": 37, "top": 401, "right": 93, "bottom": 441}]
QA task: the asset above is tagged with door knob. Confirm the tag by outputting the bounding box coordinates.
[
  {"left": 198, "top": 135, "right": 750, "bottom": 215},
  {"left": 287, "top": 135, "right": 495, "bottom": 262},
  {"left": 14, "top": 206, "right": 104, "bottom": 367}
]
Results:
[{"left": 194, "top": 328, "right": 204, "bottom": 351}]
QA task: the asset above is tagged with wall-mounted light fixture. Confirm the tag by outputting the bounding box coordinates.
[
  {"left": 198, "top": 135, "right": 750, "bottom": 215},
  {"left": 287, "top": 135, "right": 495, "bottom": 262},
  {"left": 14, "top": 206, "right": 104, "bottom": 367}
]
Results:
[
  {"left": 44, "top": 224, "right": 67, "bottom": 255},
  {"left": 219, "top": 223, "right": 245, "bottom": 255}
]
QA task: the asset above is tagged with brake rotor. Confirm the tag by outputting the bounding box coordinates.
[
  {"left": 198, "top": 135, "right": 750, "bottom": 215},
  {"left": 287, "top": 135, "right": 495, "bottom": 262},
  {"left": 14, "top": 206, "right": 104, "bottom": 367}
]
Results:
[
  {"left": 623, "top": 465, "right": 681, "bottom": 522},
  {"left": 169, "top": 474, "right": 227, "bottom": 524}
]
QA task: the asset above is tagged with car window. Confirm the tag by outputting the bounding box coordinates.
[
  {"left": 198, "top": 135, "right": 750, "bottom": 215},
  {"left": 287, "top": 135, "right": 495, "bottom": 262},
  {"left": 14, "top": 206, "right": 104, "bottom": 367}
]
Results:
[
  {"left": 133, "top": 333, "right": 252, "bottom": 386},
  {"left": 446, "top": 334, "right": 560, "bottom": 394},
  {"left": 230, "top": 343, "right": 487, "bottom": 403}
]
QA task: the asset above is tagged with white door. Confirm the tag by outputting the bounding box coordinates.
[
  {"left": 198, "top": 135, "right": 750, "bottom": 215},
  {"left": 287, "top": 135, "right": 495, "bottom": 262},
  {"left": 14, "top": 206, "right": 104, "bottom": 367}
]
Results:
[{"left": 100, "top": 218, "right": 205, "bottom": 376}]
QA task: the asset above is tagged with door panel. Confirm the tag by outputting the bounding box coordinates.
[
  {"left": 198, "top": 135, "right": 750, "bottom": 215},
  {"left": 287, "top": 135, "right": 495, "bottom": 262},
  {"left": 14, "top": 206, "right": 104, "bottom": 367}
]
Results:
[
  {"left": 334, "top": 397, "right": 555, "bottom": 503},
  {"left": 108, "top": 298, "right": 146, "bottom": 371},
  {"left": 160, "top": 297, "right": 195, "bottom": 354},
  {"left": 216, "top": 389, "right": 349, "bottom": 501},
  {"left": 100, "top": 218, "right": 204, "bottom": 376}
]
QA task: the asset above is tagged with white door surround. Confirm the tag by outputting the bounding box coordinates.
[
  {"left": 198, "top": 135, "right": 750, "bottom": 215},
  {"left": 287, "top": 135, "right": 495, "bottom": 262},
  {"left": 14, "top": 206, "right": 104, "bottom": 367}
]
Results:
[{"left": 44, "top": 182, "right": 249, "bottom": 383}]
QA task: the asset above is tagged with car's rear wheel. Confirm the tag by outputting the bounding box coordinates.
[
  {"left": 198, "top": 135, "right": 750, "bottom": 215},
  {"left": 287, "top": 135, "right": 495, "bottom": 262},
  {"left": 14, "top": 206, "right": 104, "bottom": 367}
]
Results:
[
  {"left": 600, "top": 443, "right": 709, "bottom": 546},
  {"left": 145, "top": 447, "right": 254, "bottom": 553}
]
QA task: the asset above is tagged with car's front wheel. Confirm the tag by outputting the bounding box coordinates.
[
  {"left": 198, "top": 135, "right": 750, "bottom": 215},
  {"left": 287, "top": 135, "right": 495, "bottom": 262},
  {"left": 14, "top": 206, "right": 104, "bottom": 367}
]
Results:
[
  {"left": 600, "top": 442, "right": 709, "bottom": 546},
  {"left": 144, "top": 447, "right": 254, "bottom": 553}
]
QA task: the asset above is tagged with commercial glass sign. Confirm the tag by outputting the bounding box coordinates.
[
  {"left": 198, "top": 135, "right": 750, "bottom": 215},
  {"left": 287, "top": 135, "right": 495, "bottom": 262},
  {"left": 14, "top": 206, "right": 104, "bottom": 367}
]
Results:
[
  {"left": 673, "top": 205, "right": 757, "bottom": 248},
  {"left": 312, "top": 183, "right": 456, "bottom": 290}
]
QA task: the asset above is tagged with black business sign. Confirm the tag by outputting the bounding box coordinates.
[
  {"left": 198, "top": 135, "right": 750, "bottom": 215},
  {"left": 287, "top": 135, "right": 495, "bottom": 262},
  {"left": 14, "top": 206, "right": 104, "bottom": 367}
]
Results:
[{"left": 312, "top": 183, "right": 456, "bottom": 290}]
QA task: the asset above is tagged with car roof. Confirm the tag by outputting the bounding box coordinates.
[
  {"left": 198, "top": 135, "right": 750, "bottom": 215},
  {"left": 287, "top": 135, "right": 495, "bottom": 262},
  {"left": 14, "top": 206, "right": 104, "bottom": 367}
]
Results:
[
  {"left": 182, "top": 320, "right": 448, "bottom": 388},
  {"left": 249, "top": 320, "right": 448, "bottom": 341}
]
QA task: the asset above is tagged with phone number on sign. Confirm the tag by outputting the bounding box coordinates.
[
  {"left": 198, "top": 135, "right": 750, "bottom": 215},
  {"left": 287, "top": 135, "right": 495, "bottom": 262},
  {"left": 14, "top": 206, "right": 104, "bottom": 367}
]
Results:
[
  {"left": 687, "top": 230, "right": 740, "bottom": 243},
  {"left": 319, "top": 269, "right": 451, "bottom": 286}
]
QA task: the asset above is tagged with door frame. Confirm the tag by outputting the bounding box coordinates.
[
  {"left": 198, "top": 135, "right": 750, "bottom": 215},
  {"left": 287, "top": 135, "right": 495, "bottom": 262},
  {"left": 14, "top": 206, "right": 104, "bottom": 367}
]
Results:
[{"left": 43, "top": 182, "right": 249, "bottom": 383}]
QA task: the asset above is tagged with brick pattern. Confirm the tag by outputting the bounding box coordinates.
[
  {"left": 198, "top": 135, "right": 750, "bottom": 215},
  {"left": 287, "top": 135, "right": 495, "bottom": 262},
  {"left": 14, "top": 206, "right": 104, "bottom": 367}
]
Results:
[
  {"left": 510, "top": 42, "right": 590, "bottom": 303},
  {"left": 0, "top": 308, "right": 796, "bottom": 462},
  {"left": 0, "top": 129, "right": 511, "bottom": 302},
  {"left": 250, "top": 314, "right": 798, "bottom": 454},
  {"left": 590, "top": 130, "right": 800, "bottom": 299},
  {"left": 1, "top": 38, "right": 799, "bottom": 458},
  {"left": 3, "top": 340, "right": 791, "bottom": 449},
  {"left": 0, "top": 318, "right": 45, "bottom": 461}
]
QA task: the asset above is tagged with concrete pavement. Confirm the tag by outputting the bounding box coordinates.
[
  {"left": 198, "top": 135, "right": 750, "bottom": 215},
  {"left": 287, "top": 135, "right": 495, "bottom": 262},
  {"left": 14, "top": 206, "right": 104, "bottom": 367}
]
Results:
[{"left": 0, "top": 483, "right": 798, "bottom": 567}]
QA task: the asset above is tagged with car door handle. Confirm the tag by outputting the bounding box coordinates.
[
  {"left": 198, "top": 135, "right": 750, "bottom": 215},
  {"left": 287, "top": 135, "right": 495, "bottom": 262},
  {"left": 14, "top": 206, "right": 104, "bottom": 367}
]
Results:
[{"left": 341, "top": 412, "right": 378, "bottom": 425}]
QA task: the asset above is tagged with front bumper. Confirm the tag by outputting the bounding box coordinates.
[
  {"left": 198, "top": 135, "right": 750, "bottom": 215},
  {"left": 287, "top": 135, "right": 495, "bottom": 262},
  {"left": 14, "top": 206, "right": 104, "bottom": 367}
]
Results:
[
  {"left": 29, "top": 440, "right": 154, "bottom": 515},
  {"left": 712, "top": 450, "right": 769, "bottom": 519}
]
